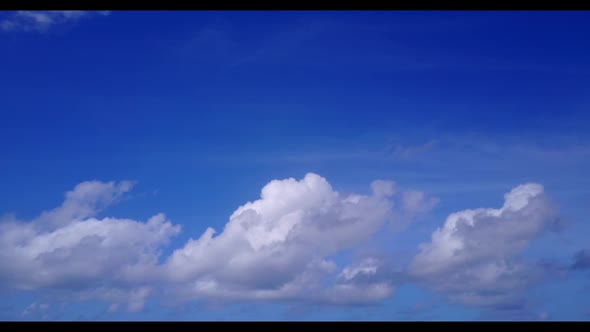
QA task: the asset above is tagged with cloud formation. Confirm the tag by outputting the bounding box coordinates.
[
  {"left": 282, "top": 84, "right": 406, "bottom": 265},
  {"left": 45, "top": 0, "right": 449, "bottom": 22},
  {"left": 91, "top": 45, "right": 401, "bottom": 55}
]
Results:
[
  {"left": 1, "top": 11, "right": 109, "bottom": 32},
  {"left": 389, "top": 140, "right": 437, "bottom": 159},
  {"left": 0, "top": 174, "right": 437, "bottom": 310},
  {"left": 0, "top": 180, "right": 180, "bottom": 311},
  {"left": 0, "top": 173, "right": 565, "bottom": 316},
  {"left": 162, "top": 173, "right": 412, "bottom": 304},
  {"left": 408, "top": 183, "right": 561, "bottom": 308}
]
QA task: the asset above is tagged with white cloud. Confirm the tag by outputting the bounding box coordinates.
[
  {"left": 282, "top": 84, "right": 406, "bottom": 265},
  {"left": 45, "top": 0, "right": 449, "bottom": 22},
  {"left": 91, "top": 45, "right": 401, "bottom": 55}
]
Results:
[
  {"left": 409, "top": 183, "right": 561, "bottom": 307},
  {"left": 4, "top": 173, "right": 563, "bottom": 313},
  {"left": 1, "top": 11, "right": 109, "bottom": 32},
  {"left": 0, "top": 173, "right": 438, "bottom": 310},
  {"left": 339, "top": 258, "right": 379, "bottom": 281},
  {"left": 162, "top": 173, "right": 402, "bottom": 304},
  {"left": 0, "top": 180, "right": 180, "bottom": 312},
  {"left": 33, "top": 180, "right": 134, "bottom": 228}
]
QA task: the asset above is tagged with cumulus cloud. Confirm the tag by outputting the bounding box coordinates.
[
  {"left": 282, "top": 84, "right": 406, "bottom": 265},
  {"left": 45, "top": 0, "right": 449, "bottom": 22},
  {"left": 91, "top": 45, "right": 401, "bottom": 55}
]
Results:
[
  {"left": 0, "top": 180, "right": 180, "bottom": 311},
  {"left": 1, "top": 11, "right": 109, "bottom": 32},
  {"left": 409, "top": 183, "right": 561, "bottom": 308},
  {"left": 0, "top": 173, "right": 439, "bottom": 311},
  {"left": 1, "top": 173, "right": 567, "bottom": 316},
  {"left": 162, "top": 173, "right": 405, "bottom": 304},
  {"left": 33, "top": 180, "right": 134, "bottom": 228}
]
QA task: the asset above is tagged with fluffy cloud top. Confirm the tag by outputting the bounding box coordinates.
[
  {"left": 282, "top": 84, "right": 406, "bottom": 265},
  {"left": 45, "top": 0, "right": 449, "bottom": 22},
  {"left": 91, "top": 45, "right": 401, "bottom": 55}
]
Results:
[
  {"left": 0, "top": 173, "right": 565, "bottom": 315},
  {"left": 0, "top": 180, "right": 180, "bottom": 311},
  {"left": 1, "top": 11, "right": 109, "bottom": 32},
  {"left": 163, "top": 173, "right": 409, "bottom": 304},
  {"left": 409, "top": 183, "right": 560, "bottom": 307},
  {"left": 0, "top": 173, "right": 438, "bottom": 309}
]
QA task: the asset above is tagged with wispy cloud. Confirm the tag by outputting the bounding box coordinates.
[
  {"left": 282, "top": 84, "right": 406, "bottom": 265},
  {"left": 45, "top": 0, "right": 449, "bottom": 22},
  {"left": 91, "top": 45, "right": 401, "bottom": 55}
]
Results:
[
  {"left": 397, "top": 298, "right": 440, "bottom": 317},
  {"left": 389, "top": 140, "right": 437, "bottom": 159},
  {"left": 21, "top": 302, "right": 50, "bottom": 320},
  {"left": 176, "top": 14, "right": 590, "bottom": 74},
  {"left": 1, "top": 11, "right": 109, "bottom": 33}
]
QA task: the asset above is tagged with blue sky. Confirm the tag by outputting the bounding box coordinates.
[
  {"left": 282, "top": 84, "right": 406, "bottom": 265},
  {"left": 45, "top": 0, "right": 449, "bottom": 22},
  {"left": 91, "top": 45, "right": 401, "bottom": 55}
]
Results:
[{"left": 1, "top": 10, "right": 590, "bottom": 321}]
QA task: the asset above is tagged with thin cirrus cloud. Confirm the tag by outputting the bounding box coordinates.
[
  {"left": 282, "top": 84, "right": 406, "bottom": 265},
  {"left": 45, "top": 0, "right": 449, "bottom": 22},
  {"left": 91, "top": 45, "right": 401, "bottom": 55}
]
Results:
[
  {"left": 0, "top": 11, "right": 110, "bottom": 32},
  {"left": 0, "top": 172, "right": 566, "bottom": 314}
]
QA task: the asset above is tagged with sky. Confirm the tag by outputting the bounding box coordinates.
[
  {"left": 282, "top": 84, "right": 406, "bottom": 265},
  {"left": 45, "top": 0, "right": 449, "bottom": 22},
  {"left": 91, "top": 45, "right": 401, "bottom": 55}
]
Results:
[{"left": 0, "top": 10, "right": 590, "bottom": 321}]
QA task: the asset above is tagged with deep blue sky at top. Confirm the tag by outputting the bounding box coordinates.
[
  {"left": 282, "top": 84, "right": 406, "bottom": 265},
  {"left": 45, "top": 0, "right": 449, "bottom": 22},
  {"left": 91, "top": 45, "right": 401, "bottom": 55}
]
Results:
[
  {"left": 1, "top": 10, "right": 590, "bottom": 320},
  {"left": 2, "top": 10, "right": 587, "bottom": 214}
]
